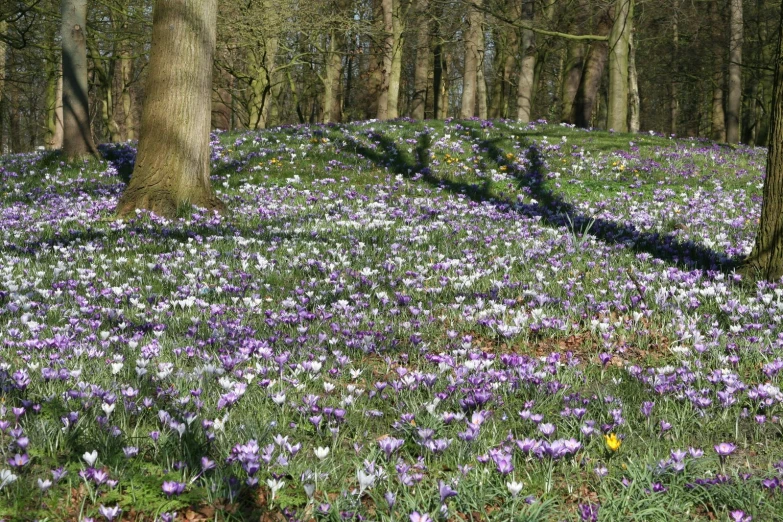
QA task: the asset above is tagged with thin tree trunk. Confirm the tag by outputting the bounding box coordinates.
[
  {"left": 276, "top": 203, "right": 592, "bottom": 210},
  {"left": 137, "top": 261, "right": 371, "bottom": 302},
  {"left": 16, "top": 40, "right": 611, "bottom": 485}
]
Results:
[
  {"left": 560, "top": 40, "right": 585, "bottom": 123},
  {"left": 411, "top": 0, "right": 430, "bottom": 120},
  {"left": 711, "top": 0, "right": 727, "bottom": 142},
  {"left": 120, "top": 46, "right": 134, "bottom": 140},
  {"left": 0, "top": 21, "right": 5, "bottom": 153},
  {"left": 572, "top": 6, "right": 613, "bottom": 128},
  {"left": 117, "top": 0, "right": 224, "bottom": 218},
  {"left": 61, "top": 0, "right": 98, "bottom": 158},
  {"left": 628, "top": 31, "right": 640, "bottom": 133},
  {"left": 670, "top": 9, "right": 679, "bottom": 135},
  {"left": 727, "top": 0, "right": 743, "bottom": 143},
  {"left": 741, "top": 3, "right": 783, "bottom": 280},
  {"left": 607, "top": 0, "right": 633, "bottom": 132},
  {"left": 461, "top": 0, "right": 482, "bottom": 118},
  {"left": 432, "top": 7, "right": 444, "bottom": 119}
]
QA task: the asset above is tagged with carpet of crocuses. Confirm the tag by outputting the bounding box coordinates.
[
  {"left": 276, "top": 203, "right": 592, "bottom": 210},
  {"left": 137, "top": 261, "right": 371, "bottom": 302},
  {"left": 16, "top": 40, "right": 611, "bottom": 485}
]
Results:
[{"left": 1, "top": 119, "right": 781, "bottom": 521}]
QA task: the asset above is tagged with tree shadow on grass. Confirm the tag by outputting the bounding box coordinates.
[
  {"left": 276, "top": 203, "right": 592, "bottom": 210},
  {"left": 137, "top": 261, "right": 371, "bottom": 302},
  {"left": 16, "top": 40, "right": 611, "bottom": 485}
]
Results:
[{"left": 334, "top": 123, "right": 739, "bottom": 273}]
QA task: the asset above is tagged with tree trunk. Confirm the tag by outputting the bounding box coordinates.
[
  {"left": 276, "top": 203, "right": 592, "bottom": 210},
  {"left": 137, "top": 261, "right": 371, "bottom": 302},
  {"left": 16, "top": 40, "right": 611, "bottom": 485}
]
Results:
[
  {"left": 461, "top": 0, "right": 482, "bottom": 118},
  {"left": 516, "top": 0, "right": 535, "bottom": 123},
  {"left": 323, "top": 30, "right": 343, "bottom": 123},
  {"left": 628, "top": 31, "right": 640, "bottom": 133},
  {"left": 411, "top": 0, "right": 429, "bottom": 120},
  {"left": 476, "top": 22, "right": 488, "bottom": 120},
  {"left": 670, "top": 9, "right": 679, "bottom": 135},
  {"left": 572, "top": 6, "right": 613, "bottom": 128},
  {"left": 61, "top": 0, "right": 98, "bottom": 158},
  {"left": 377, "top": 0, "right": 393, "bottom": 119},
  {"left": 0, "top": 21, "right": 6, "bottom": 153},
  {"left": 117, "top": 0, "right": 224, "bottom": 218},
  {"left": 432, "top": 6, "right": 445, "bottom": 119},
  {"left": 120, "top": 47, "right": 134, "bottom": 140},
  {"left": 727, "top": 0, "right": 743, "bottom": 143},
  {"left": 560, "top": 39, "right": 585, "bottom": 123},
  {"left": 387, "top": 0, "right": 405, "bottom": 119},
  {"left": 711, "top": 0, "right": 727, "bottom": 142},
  {"left": 742, "top": 4, "right": 783, "bottom": 280},
  {"left": 607, "top": 0, "right": 633, "bottom": 132}
]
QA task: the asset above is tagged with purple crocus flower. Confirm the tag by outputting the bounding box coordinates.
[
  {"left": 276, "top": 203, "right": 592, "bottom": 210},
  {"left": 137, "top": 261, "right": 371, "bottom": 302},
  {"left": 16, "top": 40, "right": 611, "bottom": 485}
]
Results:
[
  {"left": 729, "top": 510, "right": 752, "bottom": 522},
  {"left": 438, "top": 480, "right": 457, "bottom": 503},
  {"left": 98, "top": 505, "right": 121, "bottom": 521},
  {"left": 410, "top": 512, "right": 433, "bottom": 522},
  {"left": 714, "top": 442, "right": 736, "bottom": 457},
  {"left": 161, "top": 481, "right": 186, "bottom": 496}
]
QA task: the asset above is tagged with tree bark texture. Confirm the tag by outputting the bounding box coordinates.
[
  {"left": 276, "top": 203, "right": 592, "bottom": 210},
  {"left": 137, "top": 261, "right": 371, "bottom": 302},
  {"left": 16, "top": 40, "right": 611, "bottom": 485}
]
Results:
[
  {"left": 387, "top": 0, "right": 406, "bottom": 119},
  {"left": 461, "top": 0, "right": 482, "bottom": 118},
  {"left": 411, "top": 0, "right": 430, "bottom": 120},
  {"left": 572, "top": 6, "right": 613, "bottom": 128},
  {"left": 117, "top": 0, "right": 224, "bottom": 218},
  {"left": 628, "top": 31, "right": 640, "bottom": 133},
  {"left": 0, "top": 21, "right": 6, "bottom": 153},
  {"left": 607, "top": 0, "right": 633, "bottom": 132},
  {"left": 727, "top": 0, "right": 743, "bottom": 143},
  {"left": 377, "top": 0, "right": 394, "bottom": 119},
  {"left": 669, "top": 9, "right": 679, "bottom": 135},
  {"left": 476, "top": 23, "right": 488, "bottom": 120},
  {"left": 61, "top": 0, "right": 98, "bottom": 158},
  {"left": 516, "top": 0, "right": 535, "bottom": 123},
  {"left": 742, "top": 3, "right": 783, "bottom": 280},
  {"left": 711, "top": 0, "right": 726, "bottom": 142}
]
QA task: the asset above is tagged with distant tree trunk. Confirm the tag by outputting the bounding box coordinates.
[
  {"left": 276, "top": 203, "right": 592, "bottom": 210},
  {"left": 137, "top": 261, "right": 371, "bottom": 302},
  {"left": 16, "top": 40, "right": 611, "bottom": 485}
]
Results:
[
  {"left": 741, "top": 4, "right": 783, "bottom": 280},
  {"left": 432, "top": 5, "right": 446, "bottom": 119},
  {"left": 607, "top": 0, "right": 633, "bottom": 132},
  {"left": 727, "top": 0, "right": 743, "bottom": 143},
  {"left": 411, "top": 0, "right": 430, "bottom": 120},
  {"left": 572, "top": 6, "right": 613, "bottom": 127},
  {"left": 516, "top": 0, "right": 535, "bottom": 123},
  {"left": 120, "top": 46, "right": 134, "bottom": 140},
  {"left": 117, "top": 0, "right": 224, "bottom": 218},
  {"left": 711, "top": 0, "right": 727, "bottom": 142},
  {"left": 61, "top": 0, "right": 98, "bottom": 158},
  {"left": 45, "top": 27, "right": 64, "bottom": 150},
  {"left": 461, "top": 0, "right": 482, "bottom": 118},
  {"left": 489, "top": 22, "right": 516, "bottom": 119},
  {"left": 0, "top": 21, "right": 6, "bottom": 152},
  {"left": 628, "top": 31, "right": 640, "bottom": 133},
  {"left": 377, "top": 0, "right": 393, "bottom": 119},
  {"left": 670, "top": 9, "right": 679, "bottom": 135}
]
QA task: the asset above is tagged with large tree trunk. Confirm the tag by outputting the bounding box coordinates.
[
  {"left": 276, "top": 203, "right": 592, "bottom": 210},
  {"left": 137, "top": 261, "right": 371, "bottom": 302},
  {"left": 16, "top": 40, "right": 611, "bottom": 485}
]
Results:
[
  {"left": 117, "top": 0, "right": 224, "bottom": 218},
  {"left": 461, "top": 0, "right": 482, "bottom": 118},
  {"left": 516, "top": 0, "right": 535, "bottom": 123},
  {"left": 742, "top": 4, "right": 783, "bottom": 280},
  {"left": 386, "top": 0, "right": 406, "bottom": 119},
  {"left": 377, "top": 0, "right": 394, "bottom": 119},
  {"left": 560, "top": 40, "right": 585, "bottom": 123},
  {"left": 476, "top": 23, "right": 488, "bottom": 120},
  {"left": 727, "top": 0, "right": 743, "bottom": 143},
  {"left": 628, "top": 31, "right": 640, "bottom": 133},
  {"left": 572, "top": 6, "right": 613, "bottom": 128},
  {"left": 411, "top": 0, "right": 429, "bottom": 120},
  {"left": 607, "top": 0, "right": 633, "bottom": 132},
  {"left": 61, "top": 0, "right": 98, "bottom": 158}
]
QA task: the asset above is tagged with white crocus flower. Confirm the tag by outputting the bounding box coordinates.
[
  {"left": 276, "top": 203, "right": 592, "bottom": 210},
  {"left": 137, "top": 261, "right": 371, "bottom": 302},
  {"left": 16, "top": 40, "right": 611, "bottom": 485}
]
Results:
[{"left": 83, "top": 450, "right": 98, "bottom": 467}]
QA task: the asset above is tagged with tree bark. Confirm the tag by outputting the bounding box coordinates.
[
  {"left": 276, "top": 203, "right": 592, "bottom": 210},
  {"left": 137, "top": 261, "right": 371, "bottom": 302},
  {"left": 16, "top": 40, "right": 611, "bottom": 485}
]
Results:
[
  {"left": 411, "top": 0, "right": 429, "bottom": 120},
  {"left": 0, "top": 21, "right": 6, "bottom": 153},
  {"left": 669, "top": 8, "right": 679, "bottom": 135},
  {"left": 61, "top": 0, "right": 98, "bottom": 158},
  {"left": 323, "top": 30, "right": 343, "bottom": 123},
  {"left": 516, "top": 0, "right": 535, "bottom": 123},
  {"left": 571, "top": 6, "right": 613, "bottom": 128},
  {"left": 560, "top": 39, "right": 584, "bottom": 123},
  {"left": 742, "top": 3, "right": 783, "bottom": 280},
  {"left": 727, "top": 0, "right": 743, "bottom": 143},
  {"left": 117, "top": 0, "right": 224, "bottom": 218},
  {"left": 387, "top": 0, "right": 405, "bottom": 119},
  {"left": 461, "top": 0, "right": 482, "bottom": 118},
  {"left": 711, "top": 0, "right": 726, "bottom": 142},
  {"left": 607, "top": 0, "right": 633, "bottom": 132},
  {"left": 120, "top": 47, "right": 134, "bottom": 140},
  {"left": 476, "top": 22, "right": 488, "bottom": 120},
  {"left": 377, "top": 0, "right": 394, "bottom": 119},
  {"left": 628, "top": 31, "right": 640, "bottom": 133}
]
